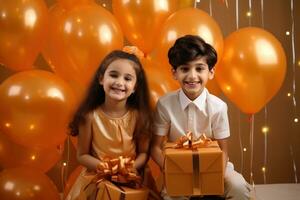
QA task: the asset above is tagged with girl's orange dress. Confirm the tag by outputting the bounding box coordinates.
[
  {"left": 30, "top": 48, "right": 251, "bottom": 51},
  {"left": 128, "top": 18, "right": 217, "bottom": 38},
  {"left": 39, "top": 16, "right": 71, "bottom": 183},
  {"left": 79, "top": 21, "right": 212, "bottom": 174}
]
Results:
[{"left": 65, "top": 108, "right": 138, "bottom": 200}]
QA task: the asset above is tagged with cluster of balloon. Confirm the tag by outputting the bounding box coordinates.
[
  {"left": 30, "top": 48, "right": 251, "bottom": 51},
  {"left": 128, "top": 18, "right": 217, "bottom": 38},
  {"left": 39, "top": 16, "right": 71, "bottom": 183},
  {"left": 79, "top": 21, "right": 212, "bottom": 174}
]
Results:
[
  {"left": 42, "top": 0, "right": 124, "bottom": 105},
  {"left": 0, "top": 1, "right": 287, "bottom": 198}
]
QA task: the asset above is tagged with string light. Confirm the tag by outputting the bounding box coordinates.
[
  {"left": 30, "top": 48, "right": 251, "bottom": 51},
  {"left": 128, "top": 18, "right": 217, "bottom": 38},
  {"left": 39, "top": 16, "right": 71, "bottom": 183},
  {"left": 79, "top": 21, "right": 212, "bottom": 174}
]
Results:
[
  {"left": 287, "top": 92, "right": 292, "bottom": 97},
  {"left": 29, "top": 124, "right": 35, "bottom": 130},
  {"left": 294, "top": 118, "right": 299, "bottom": 123},
  {"left": 261, "top": 126, "right": 269, "bottom": 134},
  {"left": 196, "top": 0, "right": 201, "bottom": 3},
  {"left": 243, "top": 148, "right": 247, "bottom": 152},
  {"left": 298, "top": 60, "right": 300, "bottom": 66},
  {"left": 262, "top": 166, "right": 266, "bottom": 172},
  {"left": 246, "top": 11, "right": 252, "bottom": 17},
  {"left": 63, "top": 162, "right": 67, "bottom": 167},
  {"left": 286, "top": 31, "right": 290, "bottom": 35},
  {"left": 225, "top": 86, "right": 231, "bottom": 91},
  {"left": 102, "top": 3, "right": 106, "bottom": 7}
]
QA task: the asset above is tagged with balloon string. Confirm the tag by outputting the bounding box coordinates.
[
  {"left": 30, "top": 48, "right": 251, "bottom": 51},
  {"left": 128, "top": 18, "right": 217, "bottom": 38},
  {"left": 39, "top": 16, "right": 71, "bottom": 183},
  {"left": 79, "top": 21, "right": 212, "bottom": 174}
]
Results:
[
  {"left": 290, "top": 145, "right": 298, "bottom": 183},
  {"left": 238, "top": 111, "right": 244, "bottom": 173},
  {"left": 235, "top": 0, "right": 239, "bottom": 29},
  {"left": 290, "top": 0, "right": 297, "bottom": 110},
  {"left": 248, "top": 0, "right": 252, "bottom": 26},
  {"left": 61, "top": 161, "right": 65, "bottom": 195},
  {"left": 209, "top": 0, "right": 213, "bottom": 16},
  {"left": 263, "top": 106, "right": 268, "bottom": 184},
  {"left": 61, "top": 136, "right": 71, "bottom": 195},
  {"left": 260, "top": 0, "right": 267, "bottom": 185},
  {"left": 260, "top": 0, "right": 265, "bottom": 28},
  {"left": 249, "top": 114, "right": 255, "bottom": 187},
  {"left": 290, "top": 0, "right": 298, "bottom": 184}
]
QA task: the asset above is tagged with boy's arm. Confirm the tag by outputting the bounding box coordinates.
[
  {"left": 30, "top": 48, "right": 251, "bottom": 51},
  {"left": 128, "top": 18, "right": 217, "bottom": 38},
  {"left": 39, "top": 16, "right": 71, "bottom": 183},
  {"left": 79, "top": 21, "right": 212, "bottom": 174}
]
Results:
[
  {"left": 212, "top": 102, "right": 230, "bottom": 170},
  {"left": 216, "top": 138, "right": 228, "bottom": 171},
  {"left": 151, "top": 135, "right": 165, "bottom": 170}
]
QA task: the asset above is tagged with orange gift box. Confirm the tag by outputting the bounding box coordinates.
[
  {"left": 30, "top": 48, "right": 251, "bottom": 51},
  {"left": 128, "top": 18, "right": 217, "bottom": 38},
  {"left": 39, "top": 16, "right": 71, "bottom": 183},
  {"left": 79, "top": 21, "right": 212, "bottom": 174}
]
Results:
[
  {"left": 97, "top": 181, "right": 149, "bottom": 200},
  {"left": 78, "top": 179, "right": 149, "bottom": 200},
  {"left": 164, "top": 141, "right": 224, "bottom": 196}
]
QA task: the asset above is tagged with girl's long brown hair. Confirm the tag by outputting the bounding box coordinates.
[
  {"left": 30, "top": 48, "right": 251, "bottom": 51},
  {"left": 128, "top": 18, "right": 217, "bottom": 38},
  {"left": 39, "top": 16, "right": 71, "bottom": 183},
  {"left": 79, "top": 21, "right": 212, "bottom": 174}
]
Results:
[{"left": 69, "top": 50, "right": 153, "bottom": 141}]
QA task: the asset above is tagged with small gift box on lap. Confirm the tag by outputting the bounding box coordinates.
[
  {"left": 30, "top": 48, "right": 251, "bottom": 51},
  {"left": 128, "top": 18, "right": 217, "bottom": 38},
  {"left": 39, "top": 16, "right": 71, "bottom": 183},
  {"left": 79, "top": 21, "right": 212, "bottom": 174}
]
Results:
[
  {"left": 164, "top": 132, "right": 224, "bottom": 196},
  {"left": 97, "top": 181, "right": 149, "bottom": 200},
  {"left": 77, "top": 156, "right": 149, "bottom": 200}
]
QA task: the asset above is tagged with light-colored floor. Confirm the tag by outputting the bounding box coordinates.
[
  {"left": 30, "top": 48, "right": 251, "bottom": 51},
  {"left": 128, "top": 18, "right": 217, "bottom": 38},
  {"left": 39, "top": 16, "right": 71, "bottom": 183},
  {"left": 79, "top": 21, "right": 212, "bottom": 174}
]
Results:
[
  {"left": 61, "top": 183, "right": 300, "bottom": 200},
  {"left": 253, "top": 184, "right": 300, "bottom": 200}
]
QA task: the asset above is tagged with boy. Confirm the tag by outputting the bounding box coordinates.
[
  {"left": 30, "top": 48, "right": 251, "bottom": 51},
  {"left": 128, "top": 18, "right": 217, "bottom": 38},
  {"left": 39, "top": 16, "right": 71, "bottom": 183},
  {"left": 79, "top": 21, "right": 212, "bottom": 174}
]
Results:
[{"left": 151, "top": 35, "right": 251, "bottom": 200}]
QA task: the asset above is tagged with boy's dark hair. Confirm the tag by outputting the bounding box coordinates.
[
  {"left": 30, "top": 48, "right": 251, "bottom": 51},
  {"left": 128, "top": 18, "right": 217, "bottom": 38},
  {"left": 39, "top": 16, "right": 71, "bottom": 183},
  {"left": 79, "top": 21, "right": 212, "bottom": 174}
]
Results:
[
  {"left": 69, "top": 50, "right": 153, "bottom": 141},
  {"left": 168, "top": 35, "right": 217, "bottom": 70}
]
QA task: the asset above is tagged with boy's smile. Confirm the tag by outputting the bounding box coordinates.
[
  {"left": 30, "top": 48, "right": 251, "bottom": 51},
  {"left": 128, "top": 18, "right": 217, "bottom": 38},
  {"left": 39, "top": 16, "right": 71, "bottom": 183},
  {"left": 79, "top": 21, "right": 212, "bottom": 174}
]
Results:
[{"left": 172, "top": 57, "right": 214, "bottom": 100}]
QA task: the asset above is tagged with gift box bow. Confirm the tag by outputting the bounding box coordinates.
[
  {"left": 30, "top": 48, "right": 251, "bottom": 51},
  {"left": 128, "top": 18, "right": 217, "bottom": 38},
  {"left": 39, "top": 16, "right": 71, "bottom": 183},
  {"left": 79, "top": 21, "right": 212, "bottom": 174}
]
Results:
[
  {"left": 173, "top": 132, "right": 215, "bottom": 149},
  {"left": 94, "top": 156, "right": 142, "bottom": 187}
]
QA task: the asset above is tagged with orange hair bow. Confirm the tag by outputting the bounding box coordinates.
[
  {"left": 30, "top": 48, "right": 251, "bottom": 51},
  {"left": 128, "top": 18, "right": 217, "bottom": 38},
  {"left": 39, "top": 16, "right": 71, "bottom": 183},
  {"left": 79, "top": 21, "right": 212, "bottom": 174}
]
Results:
[{"left": 122, "top": 46, "right": 144, "bottom": 59}]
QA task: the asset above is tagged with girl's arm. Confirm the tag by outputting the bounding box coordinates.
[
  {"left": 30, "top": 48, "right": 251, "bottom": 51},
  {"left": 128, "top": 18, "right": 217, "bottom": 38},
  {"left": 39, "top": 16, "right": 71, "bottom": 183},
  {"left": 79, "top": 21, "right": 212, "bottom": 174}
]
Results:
[
  {"left": 150, "top": 135, "right": 165, "bottom": 170},
  {"left": 76, "top": 113, "right": 103, "bottom": 171},
  {"left": 133, "top": 134, "right": 150, "bottom": 170},
  {"left": 216, "top": 138, "right": 229, "bottom": 171}
]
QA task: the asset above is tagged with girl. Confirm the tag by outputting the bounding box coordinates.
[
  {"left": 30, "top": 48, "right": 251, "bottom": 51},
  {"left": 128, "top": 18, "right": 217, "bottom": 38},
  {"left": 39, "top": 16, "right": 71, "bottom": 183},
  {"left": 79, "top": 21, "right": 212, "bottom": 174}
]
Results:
[{"left": 66, "top": 47, "right": 153, "bottom": 200}]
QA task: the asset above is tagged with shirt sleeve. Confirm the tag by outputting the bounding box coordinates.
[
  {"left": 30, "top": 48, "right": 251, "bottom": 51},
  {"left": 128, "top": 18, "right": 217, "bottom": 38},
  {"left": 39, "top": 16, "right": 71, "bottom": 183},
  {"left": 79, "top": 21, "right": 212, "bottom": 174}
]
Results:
[
  {"left": 211, "top": 103, "right": 230, "bottom": 139},
  {"left": 154, "top": 99, "right": 170, "bottom": 136}
]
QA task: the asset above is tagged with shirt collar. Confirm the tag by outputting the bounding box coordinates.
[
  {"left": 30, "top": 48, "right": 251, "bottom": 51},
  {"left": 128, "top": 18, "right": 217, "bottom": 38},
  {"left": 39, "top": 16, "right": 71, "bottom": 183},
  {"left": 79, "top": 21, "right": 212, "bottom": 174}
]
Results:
[{"left": 179, "top": 88, "right": 208, "bottom": 114}]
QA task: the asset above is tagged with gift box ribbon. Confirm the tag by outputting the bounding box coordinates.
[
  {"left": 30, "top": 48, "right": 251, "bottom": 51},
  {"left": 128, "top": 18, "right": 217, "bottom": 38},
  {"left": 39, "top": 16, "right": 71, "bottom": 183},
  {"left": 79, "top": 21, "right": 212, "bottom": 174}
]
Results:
[{"left": 173, "top": 131, "right": 213, "bottom": 149}]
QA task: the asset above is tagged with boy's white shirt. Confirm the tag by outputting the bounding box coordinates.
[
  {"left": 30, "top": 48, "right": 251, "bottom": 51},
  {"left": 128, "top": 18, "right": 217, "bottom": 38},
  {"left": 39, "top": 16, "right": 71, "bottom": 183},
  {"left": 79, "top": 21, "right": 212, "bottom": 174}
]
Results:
[{"left": 154, "top": 87, "right": 230, "bottom": 141}]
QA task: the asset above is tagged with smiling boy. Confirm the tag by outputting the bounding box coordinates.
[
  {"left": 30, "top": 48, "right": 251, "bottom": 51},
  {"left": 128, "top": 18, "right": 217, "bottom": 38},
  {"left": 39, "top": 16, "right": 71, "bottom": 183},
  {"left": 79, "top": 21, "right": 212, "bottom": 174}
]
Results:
[{"left": 151, "top": 35, "right": 250, "bottom": 200}]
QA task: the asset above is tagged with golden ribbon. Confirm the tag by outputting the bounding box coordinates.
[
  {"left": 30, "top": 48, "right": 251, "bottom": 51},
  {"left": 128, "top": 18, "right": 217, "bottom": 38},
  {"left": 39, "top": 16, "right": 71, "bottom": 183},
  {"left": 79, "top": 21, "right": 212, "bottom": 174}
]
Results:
[
  {"left": 94, "top": 156, "right": 142, "bottom": 187},
  {"left": 122, "top": 46, "right": 144, "bottom": 59},
  {"left": 173, "top": 131, "right": 213, "bottom": 149}
]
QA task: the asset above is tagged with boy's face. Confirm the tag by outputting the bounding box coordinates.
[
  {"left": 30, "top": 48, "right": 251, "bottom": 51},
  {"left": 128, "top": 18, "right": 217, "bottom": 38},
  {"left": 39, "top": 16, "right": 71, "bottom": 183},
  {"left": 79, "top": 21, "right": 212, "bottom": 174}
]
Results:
[{"left": 172, "top": 57, "right": 214, "bottom": 100}]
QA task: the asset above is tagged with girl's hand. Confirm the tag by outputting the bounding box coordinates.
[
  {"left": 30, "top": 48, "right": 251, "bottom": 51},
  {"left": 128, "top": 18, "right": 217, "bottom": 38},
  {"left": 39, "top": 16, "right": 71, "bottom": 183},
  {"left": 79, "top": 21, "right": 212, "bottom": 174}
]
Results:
[{"left": 96, "top": 161, "right": 109, "bottom": 173}]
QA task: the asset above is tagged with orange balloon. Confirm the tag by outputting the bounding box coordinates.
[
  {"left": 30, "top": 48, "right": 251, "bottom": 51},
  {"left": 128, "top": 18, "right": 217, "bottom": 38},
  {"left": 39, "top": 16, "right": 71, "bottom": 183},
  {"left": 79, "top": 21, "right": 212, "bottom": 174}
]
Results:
[
  {"left": 0, "top": 132, "right": 63, "bottom": 172},
  {"left": 215, "top": 27, "right": 287, "bottom": 114},
  {"left": 206, "top": 77, "right": 222, "bottom": 96},
  {"left": 0, "top": 70, "right": 75, "bottom": 148},
  {"left": 0, "top": 168, "right": 60, "bottom": 200},
  {"left": 178, "top": 0, "right": 195, "bottom": 8},
  {"left": 57, "top": 0, "right": 92, "bottom": 10},
  {"left": 142, "top": 56, "right": 179, "bottom": 108},
  {"left": 42, "top": 3, "right": 123, "bottom": 103},
  {"left": 112, "top": 0, "right": 179, "bottom": 54},
  {"left": 154, "top": 8, "right": 223, "bottom": 68},
  {"left": 63, "top": 166, "right": 83, "bottom": 199},
  {"left": 0, "top": 0, "right": 48, "bottom": 71}
]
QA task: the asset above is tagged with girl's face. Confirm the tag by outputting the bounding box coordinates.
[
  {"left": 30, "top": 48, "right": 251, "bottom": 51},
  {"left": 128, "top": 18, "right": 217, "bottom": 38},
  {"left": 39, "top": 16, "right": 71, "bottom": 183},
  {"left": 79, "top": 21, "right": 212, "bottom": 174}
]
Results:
[{"left": 100, "top": 58, "right": 137, "bottom": 103}]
